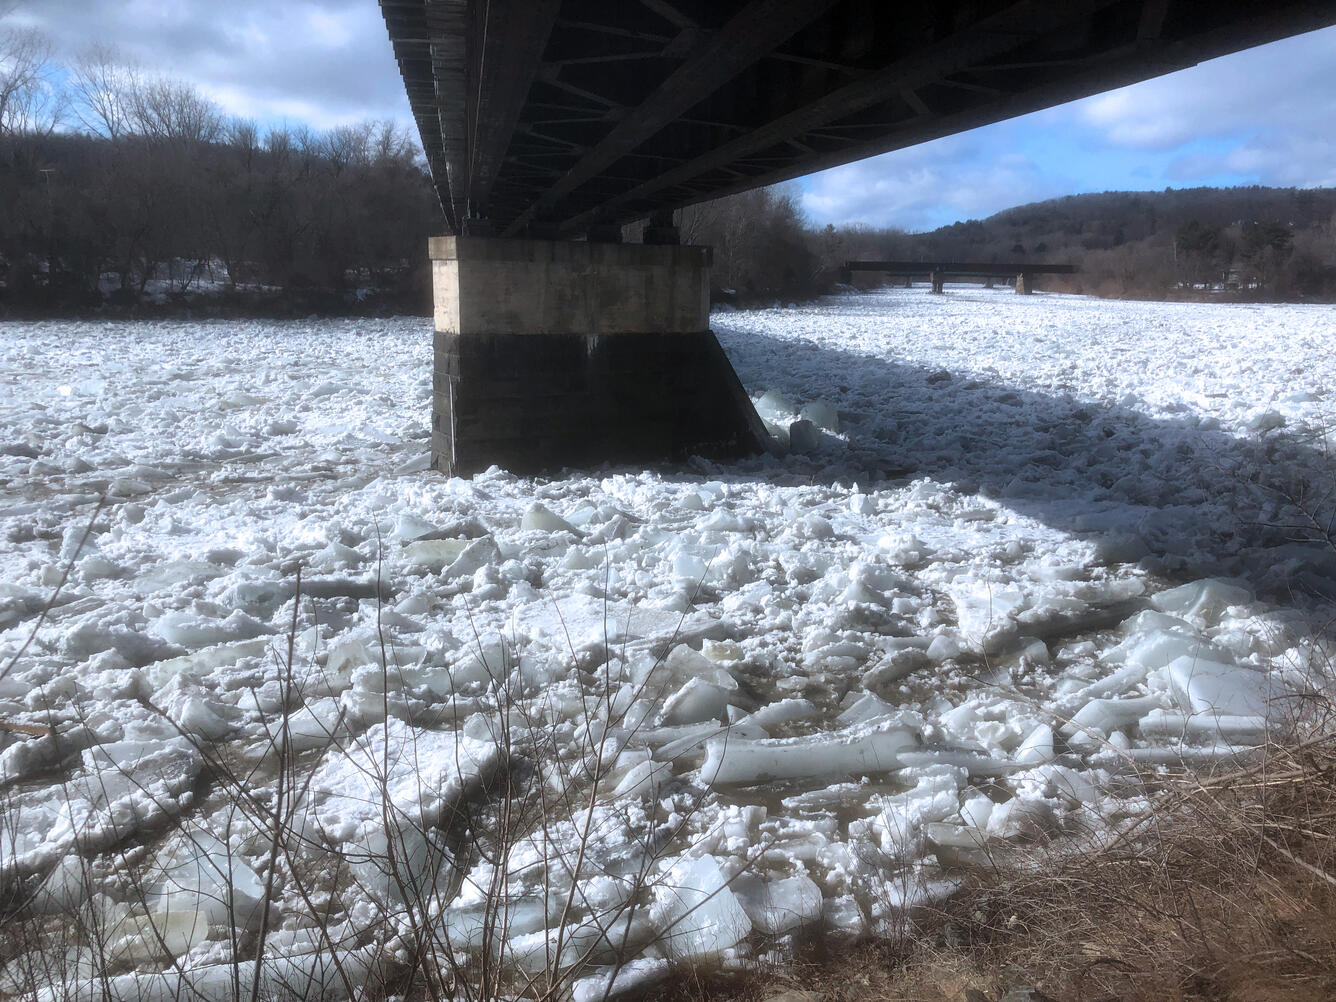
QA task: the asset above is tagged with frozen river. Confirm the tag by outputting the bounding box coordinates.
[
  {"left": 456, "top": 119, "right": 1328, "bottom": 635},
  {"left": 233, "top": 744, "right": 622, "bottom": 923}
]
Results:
[{"left": 1, "top": 287, "right": 1333, "bottom": 998}]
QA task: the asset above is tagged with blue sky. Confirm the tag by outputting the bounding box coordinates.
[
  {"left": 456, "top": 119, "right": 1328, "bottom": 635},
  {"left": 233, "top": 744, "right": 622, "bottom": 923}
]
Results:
[
  {"left": 6, "top": 2, "right": 1335, "bottom": 234},
  {"left": 800, "top": 24, "right": 1336, "bottom": 231}
]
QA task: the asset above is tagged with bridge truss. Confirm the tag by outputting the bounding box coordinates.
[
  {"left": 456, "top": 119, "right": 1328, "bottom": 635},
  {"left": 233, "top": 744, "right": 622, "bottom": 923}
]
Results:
[{"left": 379, "top": 0, "right": 1335, "bottom": 238}]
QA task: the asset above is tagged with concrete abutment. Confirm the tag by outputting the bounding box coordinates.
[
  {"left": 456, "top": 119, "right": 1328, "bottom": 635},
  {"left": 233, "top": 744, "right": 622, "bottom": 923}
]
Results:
[{"left": 429, "top": 236, "right": 767, "bottom": 476}]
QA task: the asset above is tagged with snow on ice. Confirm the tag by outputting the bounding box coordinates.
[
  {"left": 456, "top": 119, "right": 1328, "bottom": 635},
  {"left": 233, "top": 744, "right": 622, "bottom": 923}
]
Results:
[{"left": 1, "top": 288, "right": 1334, "bottom": 995}]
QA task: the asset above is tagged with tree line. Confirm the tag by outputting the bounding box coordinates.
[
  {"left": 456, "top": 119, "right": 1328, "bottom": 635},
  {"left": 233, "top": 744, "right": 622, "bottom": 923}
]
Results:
[
  {"left": 4, "top": 19, "right": 1333, "bottom": 314},
  {"left": 0, "top": 30, "right": 438, "bottom": 315},
  {"left": 655, "top": 183, "right": 1336, "bottom": 305}
]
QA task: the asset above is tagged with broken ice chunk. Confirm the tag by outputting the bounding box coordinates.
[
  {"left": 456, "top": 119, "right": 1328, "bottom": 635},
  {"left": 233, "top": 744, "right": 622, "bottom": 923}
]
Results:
[
  {"left": 659, "top": 677, "right": 733, "bottom": 726},
  {"left": 650, "top": 855, "right": 751, "bottom": 959},
  {"left": 822, "top": 894, "right": 867, "bottom": 935},
  {"left": 108, "top": 830, "right": 267, "bottom": 960},
  {"left": 985, "top": 795, "right": 1055, "bottom": 839},
  {"left": 401, "top": 538, "right": 470, "bottom": 572},
  {"left": 703, "top": 717, "right": 920, "bottom": 787},
  {"left": 799, "top": 399, "right": 839, "bottom": 433},
  {"left": 5, "top": 738, "right": 203, "bottom": 875},
  {"left": 146, "top": 638, "right": 271, "bottom": 686},
  {"left": 1164, "top": 656, "right": 1271, "bottom": 718},
  {"left": 521, "top": 502, "right": 578, "bottom": 534},
  {"left": 863, "top": 766, "right": 965, "bottom": 851},
  {"left": 572, "top": 958, "right": 672, "bottom": 1002},
  {"left": 443, "top": 536, "right": 502, "bottom": 580},
  {"left": 734, "top": 873, "right": 823, "bottom": 935},
  {"left": 1063, "top": 695, "right": 1161, "bottom": 746},
  {"left": 748, "top": 698, "right": 817, "bottom": 729},
  {"left": 1013, "top": 724, "right": 1055, "bottom": 764},
  {"left": 393, "top": 511, "right": 444, "bottom": 542},
  {"left": 836, "top": 692, "right": 898, "bottom": 727},
  {"left": 1101, "top": 627, "right": 1227, "bottom": 676},
  {"left": 702, "top": 640, "right": 743, "bottom": 663},
  {"left": 154, "top": 677, "right": 238, "bottom": 740},
  {"left": 926, "top": 633, "right": 965, "bottom": 661},
  {"left": 948, "top": 580, "right": 1027, "bottom": 649},
  {"left": 611, "top": 757, "right": 671, "bottom": 799},
  {"left": 877, "top": 532, "right": 933, "bottom": 568},
  {"left": 959, "top": 791, "right": 996, "bottom": 831},
  {"left": 148, "top": 608, "right": 270, "bottom": 649},
  {"left": 1139, "top": 707, "right": 1268, "bottom": 743},
  {"left": 1150, "top": 579, "right": 1251, "bottom": 627},
  {"left": 754, "top": 389, "right": 795, "bottom": 426},
  {"left": 284, "top": 696, "right": 347, "bottom": 752}
]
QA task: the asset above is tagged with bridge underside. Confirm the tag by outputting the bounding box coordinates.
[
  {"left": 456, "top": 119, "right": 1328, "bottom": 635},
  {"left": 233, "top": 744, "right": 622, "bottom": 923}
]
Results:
[
  {"left": 380, "top": 0, "right": 1333, "bottom": 238},
  {"left": 379, "top": 0, "right": 1334, "bottom": 475}
]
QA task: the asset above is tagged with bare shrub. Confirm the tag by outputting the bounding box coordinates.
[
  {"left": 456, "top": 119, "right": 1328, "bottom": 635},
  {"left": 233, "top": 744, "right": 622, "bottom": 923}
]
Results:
[{"left": 0, "top": 548, "right": 765, "bottom": 1002}]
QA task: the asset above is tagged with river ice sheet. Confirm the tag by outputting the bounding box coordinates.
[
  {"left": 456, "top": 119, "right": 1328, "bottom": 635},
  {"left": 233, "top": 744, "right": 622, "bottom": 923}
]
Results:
[{"left": 1, "top": 287, "right": 1333, "bottom": 993}]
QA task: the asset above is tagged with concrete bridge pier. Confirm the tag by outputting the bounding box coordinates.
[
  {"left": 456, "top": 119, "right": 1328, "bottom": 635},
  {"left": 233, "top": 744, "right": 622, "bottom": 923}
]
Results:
[
  {"left": 429, "top": 236, "right": 767, "bottom": 476},
  {"left": 930, "top": 271, "right": 945, "bottom": 294}
]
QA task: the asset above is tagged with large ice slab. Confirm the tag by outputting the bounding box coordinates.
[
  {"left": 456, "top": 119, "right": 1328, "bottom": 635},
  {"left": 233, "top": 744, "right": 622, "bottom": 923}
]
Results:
[
  {"left": 702, "top": 716, "right": 920, "bottom": 786},
  {"left": 1164, "top": 656, "right": 1272, "bottom": 718}
]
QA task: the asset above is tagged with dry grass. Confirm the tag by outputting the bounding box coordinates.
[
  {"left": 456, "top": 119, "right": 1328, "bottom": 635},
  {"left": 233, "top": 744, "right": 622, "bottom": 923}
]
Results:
[
  {"left": 658, "top": 733, "right": 1336, "bottom": 1002},
  {"left": 956, "top": 734, "right": 1336, "bottom": 1002}
]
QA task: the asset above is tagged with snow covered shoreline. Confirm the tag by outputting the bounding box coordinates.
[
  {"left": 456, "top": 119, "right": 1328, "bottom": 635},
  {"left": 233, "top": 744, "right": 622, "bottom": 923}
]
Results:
[{"left": 1, "top": 287, "right": 1333, "bottom": 997}]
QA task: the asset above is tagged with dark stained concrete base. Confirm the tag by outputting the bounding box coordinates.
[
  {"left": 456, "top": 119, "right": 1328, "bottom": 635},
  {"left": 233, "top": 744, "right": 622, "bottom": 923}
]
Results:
[{"left": 432, "top": 330, "right": 768, "bottom": 475}]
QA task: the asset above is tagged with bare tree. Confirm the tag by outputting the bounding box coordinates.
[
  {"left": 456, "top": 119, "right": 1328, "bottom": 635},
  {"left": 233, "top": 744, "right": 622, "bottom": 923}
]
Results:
[
  {"left": 130, "top": 75, "right": 223, "bottom": 145},
  {"left": 322, "top": 121, "right": 374, "bottom": 170},
  {"left": 0, "top": 23, "right": 64, "bottom": 136},
  {"left": 226, "top": 117, "right": 259, "bottom": 158},
  {"left": 70, "top": 44, "right": 140, "bottom": 140},
  {"left": 69, "top": 46, "right": 223, "bottom": 145}
]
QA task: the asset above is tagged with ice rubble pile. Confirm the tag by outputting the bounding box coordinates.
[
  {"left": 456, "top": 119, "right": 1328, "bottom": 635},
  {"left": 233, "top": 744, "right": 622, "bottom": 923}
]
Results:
[{"left": 0, "top": 294, "right": 1331, "bottom": 997}]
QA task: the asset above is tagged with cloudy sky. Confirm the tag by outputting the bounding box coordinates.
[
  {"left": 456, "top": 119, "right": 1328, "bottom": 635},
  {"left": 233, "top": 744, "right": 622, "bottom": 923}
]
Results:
[{"left": 5, "top": 0, "right": 1335, "bottom": 233}]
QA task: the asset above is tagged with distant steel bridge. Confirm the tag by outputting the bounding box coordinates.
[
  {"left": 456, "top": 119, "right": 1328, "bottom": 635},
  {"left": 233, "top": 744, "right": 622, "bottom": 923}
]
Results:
[{"left": 843, "top": 259, "right": 1080, "bottom": 293}]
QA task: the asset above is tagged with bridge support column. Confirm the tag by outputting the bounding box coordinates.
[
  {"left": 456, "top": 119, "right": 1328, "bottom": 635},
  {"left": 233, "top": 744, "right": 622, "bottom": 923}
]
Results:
[
  {"left": 904, "top": 276, "right": 912, "bottom": 289},
  {"left": 429, "top": 236, "right": 766, "bottom": 476},
  {"left": 930, "top": 271, "right": 944, "bottom": 294},
  {"left": 643, "top": 209, "right": 680, "bottom": 246},
  {"left": 1015, "top": 272, "right": 1032, "bottom": 294}
]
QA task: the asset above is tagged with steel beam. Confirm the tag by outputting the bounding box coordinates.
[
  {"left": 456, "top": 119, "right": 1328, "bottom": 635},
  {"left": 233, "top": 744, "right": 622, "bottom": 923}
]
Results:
[{"left": 501, "top": 0, "right": 839, "bottom": 236}]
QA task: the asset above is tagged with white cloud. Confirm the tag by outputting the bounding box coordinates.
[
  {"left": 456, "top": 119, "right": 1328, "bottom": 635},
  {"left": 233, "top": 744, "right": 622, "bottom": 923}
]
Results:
[
  {"left": 1169, "top": 135, "right": 1336, "bottom": 189},
  {"left": 801, "top": 134, "right": 1073, "bottom": 231},
  {"left": 1074, "top": 25, "right": 1336, "bottom": 153},
  {"left": 2, "top": 0, "right": 415, "bottom": 131}
]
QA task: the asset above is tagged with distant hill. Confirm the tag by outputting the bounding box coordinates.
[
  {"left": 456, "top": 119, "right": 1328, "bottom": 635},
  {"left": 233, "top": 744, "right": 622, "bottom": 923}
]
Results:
[
  {"left": 834, "top": 186, "right": 1336, "bottom": 300},
  {"left": 920, "top": 186, "right": 1336, "bottom": 257}
]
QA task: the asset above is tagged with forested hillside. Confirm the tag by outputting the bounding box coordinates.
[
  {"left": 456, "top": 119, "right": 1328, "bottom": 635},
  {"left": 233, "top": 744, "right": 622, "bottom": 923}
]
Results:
[{"left": 821, "top": 185, "right": 1336, "bottom": 300}]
